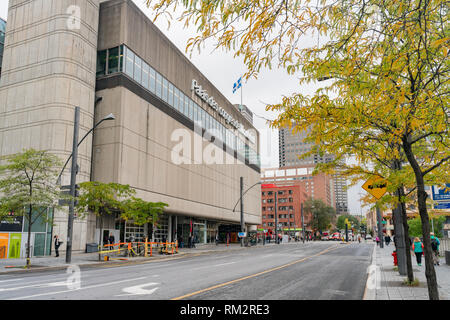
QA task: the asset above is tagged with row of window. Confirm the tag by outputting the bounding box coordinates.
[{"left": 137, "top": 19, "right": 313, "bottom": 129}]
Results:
[
  {"left": 261, "top": 190, "right": 294, "bottom": 196},
  {"left": 262, "top": 206, "right": 295, "bottom": 211},
  {"left": 96, "top": 45, "right": 260, "bottom": 166},
  {"left": 262, "top": 222, "right": 295, "bottom": 227}
]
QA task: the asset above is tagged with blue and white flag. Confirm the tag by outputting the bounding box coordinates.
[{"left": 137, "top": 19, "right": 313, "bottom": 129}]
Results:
[{"left": 232, "top": 77, "right": 242, "bottom": 93}]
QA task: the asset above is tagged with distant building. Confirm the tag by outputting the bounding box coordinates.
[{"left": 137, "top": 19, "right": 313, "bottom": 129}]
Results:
[
  {"left": 261, "top": 165, "right": 335, "bottom": 209},
  {"left": 258, "top": 184, "right": 312, "bottom": 237},
  {"left": 278, "top": 126, "right": 348, "bottom": 214}
]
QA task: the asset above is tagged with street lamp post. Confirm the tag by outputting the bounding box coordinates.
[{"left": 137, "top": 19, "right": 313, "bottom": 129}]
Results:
[
  {"left": 62, "top": 108, "right": 115, "bottom": 264},
  {"left": 301, "top": 202, "right": 305, "bottom": 243},
  {"left": 232, "top": 178, "right": 261, "bottom": 247}
]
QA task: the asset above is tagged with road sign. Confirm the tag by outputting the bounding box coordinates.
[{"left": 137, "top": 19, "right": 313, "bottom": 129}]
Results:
[
  {"left": 362, "top": 177, "right": 388, "bottom": 199},
  {"left": 238, "top": 232, "right": 246, "bottom": 238},
  {"left": 432, "top": 184, "right": 450, "bottom": 209}
]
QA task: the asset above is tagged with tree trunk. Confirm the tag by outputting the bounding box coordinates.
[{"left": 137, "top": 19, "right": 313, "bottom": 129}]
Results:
[
  {"left": 403, "top": 137, "right": 439, "bottom": 300},
  {"left": 398, "top": 186, "right": 414, "bottom": 283},
  {"left": 27, "top": 205, "right": 32, "bottom": 268}
]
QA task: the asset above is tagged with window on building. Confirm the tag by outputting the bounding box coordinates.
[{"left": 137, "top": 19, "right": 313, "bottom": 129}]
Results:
[
  {"left": 133, "top": 55, "right": 142, "bottom": 83},
  {"left": 162, "top": 78, "right": 168, "bottom": 102},
  {"left": 96, "top": 50, "right": 106, "bottom": 77},
  {"left": 108, "top": 46, "right": 120, "bottom": 74},
  {"left": 125, "top": 47, "right": 134, "bottom": 78},
  {"left": 142, "top": 61, "right": 149, "bottom": 89},
  {"left": 149, "top": 66, "right": 156, "bottom": 93},
  {"left": 155, "top": 72, "right": 162, "bottom": 98},
  {"left": 168, "top": 83, "right": 174, "bottom": 106}
]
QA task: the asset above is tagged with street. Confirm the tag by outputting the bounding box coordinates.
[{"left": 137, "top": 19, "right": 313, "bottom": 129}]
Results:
[{"left": 0, "top": 242, "right": 374, "bottom": 300}]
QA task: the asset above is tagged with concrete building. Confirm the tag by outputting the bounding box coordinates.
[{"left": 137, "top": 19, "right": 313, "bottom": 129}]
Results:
[{"left": 0, "top": 0, "right": 261, "bottom": 257}]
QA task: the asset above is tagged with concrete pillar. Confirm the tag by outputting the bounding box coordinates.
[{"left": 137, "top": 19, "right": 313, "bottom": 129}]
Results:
[
  {"left": 0, "top": 0, "right": 102, "bottom": 253},
  {"left": 168, "top": 214, "right": 172, "bottom": 242}
]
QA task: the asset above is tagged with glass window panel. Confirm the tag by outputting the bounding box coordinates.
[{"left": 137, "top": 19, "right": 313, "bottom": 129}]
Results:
[
  {"left": 96, "top": 50, "right": 106, "bottom": 77},
  {"left": 108, "top": 46, "right": 120, "bottom": 74},
  {"left": 119, "top": 45, "right": 124, "bottom": 71},
  {"left": 188, "top": 99, "right": 194, "bottom": 120},
  {"left": 134, "top": 55, "right": 142, "bottom": 83},
  {"left": 155, "top": 72, "right": 162, "bottom": 98},
  {"left": 125, "top": 47, "right": 134, "bottom": 78},
  {"left": 162, "top": 78, "right": 168, "bottom": 102},
  {"left": 184, "top": 94, "right": 189, "bottom": 117},
  {"left": 142, "top": 62, "right": 149, "bottom": 89},
  {"left": 174, "top": 87, "right": 179, "bottom": 111},
  {"left": 149, "top": 66, "right": 156, "bottom": 93},
  {"left": 201, "top": 109, "right": 206, "bottom": 129},
  {"left": 168, "top": 83, "right": 174, "bottom": 106},
  {"left": 194, "top": 104, "right": 199, "bottom": 123}
]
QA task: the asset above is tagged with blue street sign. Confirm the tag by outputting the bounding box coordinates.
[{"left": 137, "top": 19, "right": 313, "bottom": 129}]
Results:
[
  {"left": 433, "top": 202, "right": 450, "bottom": 209},
  {"left": 432, "top": 184, "right": 450, "bottom": 201}
]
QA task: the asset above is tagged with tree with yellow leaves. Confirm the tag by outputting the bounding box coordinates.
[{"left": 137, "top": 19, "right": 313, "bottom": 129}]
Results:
[{"left": 146, "top": 0, "right": 449, "bottom": 300}]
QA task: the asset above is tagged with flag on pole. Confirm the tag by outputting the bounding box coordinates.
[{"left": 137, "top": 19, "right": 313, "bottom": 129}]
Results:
[{"left": 232, "top": 77, "right": 242, "bottom": 93}]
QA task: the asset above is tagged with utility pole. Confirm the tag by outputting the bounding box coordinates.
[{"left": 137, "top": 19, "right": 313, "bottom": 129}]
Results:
[
  {"left": 376, "top": 205, "right": 384, "bottom": 249},
  {"left": 66, "top": 106, "right": 80, "bottom": 264},
  {"left": 301, "top": 203, "right": 305, "bottom": 243},
  {"left": 275, "top": 191, "right": 279, "bottom": 244},
  {"left": 240, "top": 176, "right": 244, "bottom": 247}
]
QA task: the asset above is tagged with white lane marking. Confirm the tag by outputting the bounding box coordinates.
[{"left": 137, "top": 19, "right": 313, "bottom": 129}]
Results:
[
  {"left": 191, "top": 261, "right": 236, "bottom": 271},
  {"left": 0, "top": 278, "right": 24, "bottom": 283},
  {"left": 8, "top": 276, "right": 147, "bottom": 300},
  {"left": 116, "top": 282, "right": 159, "bottom": 296}
]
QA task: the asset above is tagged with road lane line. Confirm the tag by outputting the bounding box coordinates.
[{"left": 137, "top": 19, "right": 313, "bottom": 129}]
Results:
[
  {"left": 8, "top": 276, "right": 147, "bottom": 300},
  {"left": 171, "top": 244, "right": 341, "bottom": 300}
]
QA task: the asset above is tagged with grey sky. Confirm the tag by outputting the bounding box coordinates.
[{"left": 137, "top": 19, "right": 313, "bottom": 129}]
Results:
[{"left": 0, "top": 0, "right": 369, "bottom": 217}]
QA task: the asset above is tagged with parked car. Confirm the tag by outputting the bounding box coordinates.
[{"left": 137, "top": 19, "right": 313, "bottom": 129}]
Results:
[
  {"left": 331, "top": 233, "right": 340, "bottom": 241},
  {"left": 365, "top": 234, "right": 372, "bottom": 240}
]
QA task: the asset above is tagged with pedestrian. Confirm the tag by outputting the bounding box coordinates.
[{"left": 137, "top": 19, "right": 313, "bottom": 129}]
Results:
[
  {"left": 412, "top": 237, "right": 424, "bottom": 266},
  {"left": 54, "top": 235, "right": 62, "bottom": 257},
  {"left": 375, "top": 236, "right": 380, "bottom": 246},
  {"left": 108, "top": 233, "right": 115, "bottom": 250},
  {"left": 430, "top": 232, "right": 441, "bottom": 266},
  {"left": 215, "top": 233, "right": 219, "bottom": 246},
  {"left": 385, "top": 235, "right": 391, "bottom": 246}
]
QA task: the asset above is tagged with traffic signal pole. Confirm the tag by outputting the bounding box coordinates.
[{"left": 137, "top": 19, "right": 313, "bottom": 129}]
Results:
[
  {"left": 376, "top": 205, "right": 384, "bottom": 249},
  {"left": 66, "top": 106, "right": 80, "bottom": 264}
]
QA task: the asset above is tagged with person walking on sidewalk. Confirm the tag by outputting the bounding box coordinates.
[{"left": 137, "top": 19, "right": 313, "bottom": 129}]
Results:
[
  {"left": 384, "top": 235, "right": 391, "bottom": 246},
  {"left": 375, "top": 236, "right": 380, "bottom": 246},
  {"left": 430, "top": 232, "right": 441, "bottom": 266},
  {"left": 54, "top": 235, "right": 62, "bottom": 257},
  {"left": 412, "top": 237, "right": 424, "bottom": 266}
]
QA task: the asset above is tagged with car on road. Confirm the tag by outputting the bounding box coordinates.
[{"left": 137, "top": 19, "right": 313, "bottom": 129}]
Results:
[
  {"left": 365, "top": 235, "right": 372, "bottom": 240},
  {"left": 331, "top": 233, "right": 340, "bottom": 241}
]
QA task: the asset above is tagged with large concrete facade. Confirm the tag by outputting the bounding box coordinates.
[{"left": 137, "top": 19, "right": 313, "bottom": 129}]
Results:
[
  {"left": 0, "top": 0, "right": 101, "bottom": 252},
  {"left": 93, "top": 0, "right": 261, "bottom": 232},
  {"left": 0, "top": 0, "right": 261, "bottom": 252}
]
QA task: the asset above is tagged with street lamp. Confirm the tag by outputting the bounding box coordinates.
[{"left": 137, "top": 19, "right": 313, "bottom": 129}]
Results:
[
  {"left": 232, "top": 178, "right": 261, "bottom": 247},
  {"left": 56, "top": 112, "right": 115, "bottom": 185},
  {"left": 61, "top": 107, "right": 115, "bottom": 264}
]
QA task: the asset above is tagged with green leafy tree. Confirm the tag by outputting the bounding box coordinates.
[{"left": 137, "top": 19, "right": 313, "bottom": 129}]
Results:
[
  {"left": 336, "top": 215, "right": 360, "bottom": 231},
  {"left": 76, "top": 181, "right": 135, "bottom": 250},
  {"left": 122, "top": 197, "right": 168, "bottom": 240},
  {"left": 0, "top": 149, "right": 62, "bottom": 267},
  {"left": 408, "top": 215, "right": 446, "bottom": 239},
  {"left": 303, "top": 198, "right": 336, "bottom": 236},
  {"left": 147, "top": 0, "right": 449, "bottom": 299}
]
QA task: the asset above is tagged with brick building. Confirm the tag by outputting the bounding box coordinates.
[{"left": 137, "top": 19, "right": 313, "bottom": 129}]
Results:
[{"left": 258, "top": 184, "right": 311, "bottom": 238}]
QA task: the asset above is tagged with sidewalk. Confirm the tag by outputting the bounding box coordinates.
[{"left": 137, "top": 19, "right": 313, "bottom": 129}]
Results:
[
  {"left": 0, "top": 242, "right": 269, "bottom": 274},
  {"left": 364, "top": 244, "right": 450, "bottom": 300}
]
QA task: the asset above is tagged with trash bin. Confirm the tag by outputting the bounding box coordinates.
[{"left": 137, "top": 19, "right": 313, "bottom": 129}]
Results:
[
  {"left": 445, "top": 251, "right": 450, "bottom": 266},
  {"left": 86, "top": 243, "right": 98, "bottom": 253}
]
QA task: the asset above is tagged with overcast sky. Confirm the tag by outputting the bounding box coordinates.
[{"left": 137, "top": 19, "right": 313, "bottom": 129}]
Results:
[{"left": 0, "top": 0, "right": 369, "bottom": 217}]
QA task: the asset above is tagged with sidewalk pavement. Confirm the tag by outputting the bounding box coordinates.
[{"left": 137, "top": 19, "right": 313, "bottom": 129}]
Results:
[
  {"left": 364, "top": 244, "right": 450, "bottom": 300},
  {"left": 0, "top": 242, "right": 276, "bottom": 274}
]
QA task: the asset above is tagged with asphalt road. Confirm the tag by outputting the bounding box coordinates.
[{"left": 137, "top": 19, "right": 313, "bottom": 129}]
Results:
[{"left": 0, "top": 241, "right": 374, "bottom": 300}]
